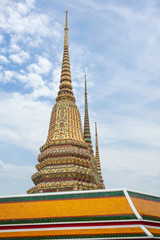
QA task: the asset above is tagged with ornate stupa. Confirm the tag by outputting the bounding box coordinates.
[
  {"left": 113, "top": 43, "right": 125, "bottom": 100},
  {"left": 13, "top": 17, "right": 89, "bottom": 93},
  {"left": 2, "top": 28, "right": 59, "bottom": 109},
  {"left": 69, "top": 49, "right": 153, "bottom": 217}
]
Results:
[{"left": 27, "top": 11, "right": 105, "bottom": 194}]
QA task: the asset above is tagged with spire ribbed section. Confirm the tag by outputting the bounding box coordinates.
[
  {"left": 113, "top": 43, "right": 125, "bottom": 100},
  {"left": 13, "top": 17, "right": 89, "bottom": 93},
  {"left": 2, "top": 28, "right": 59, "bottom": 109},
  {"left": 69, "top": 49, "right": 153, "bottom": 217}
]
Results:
[
  {"left": 56, "top": 11, "right": 75, "bottom": 102},
  {"left": 95, "top": 122, "right": 105, "bottom": 189},
  {"left": 84, "top": 74, "right": 91, "bottom": 143}
]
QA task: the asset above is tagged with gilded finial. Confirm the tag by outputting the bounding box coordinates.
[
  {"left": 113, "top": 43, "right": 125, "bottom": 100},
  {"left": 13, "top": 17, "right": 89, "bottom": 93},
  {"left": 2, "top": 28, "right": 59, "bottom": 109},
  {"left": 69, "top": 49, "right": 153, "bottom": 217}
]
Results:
[{"left": 65, "top": 10, "right": 68, "bottom": 30}]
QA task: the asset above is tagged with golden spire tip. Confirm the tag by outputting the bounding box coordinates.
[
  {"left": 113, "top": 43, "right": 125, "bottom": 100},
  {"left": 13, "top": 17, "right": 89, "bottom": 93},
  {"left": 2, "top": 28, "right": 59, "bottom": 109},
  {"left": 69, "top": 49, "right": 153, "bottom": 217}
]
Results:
[{"left": 95, "top": 122, "right": 97, "bottom": 135}]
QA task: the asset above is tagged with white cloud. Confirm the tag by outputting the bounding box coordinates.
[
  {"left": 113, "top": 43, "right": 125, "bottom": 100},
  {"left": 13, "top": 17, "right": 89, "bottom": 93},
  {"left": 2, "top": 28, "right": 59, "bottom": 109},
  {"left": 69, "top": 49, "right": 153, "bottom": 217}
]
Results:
[
  {"left": 69, "top": 44, "right": 95, "bottom": 108},
  {"left": 0, "top": 35, "right": 4, "bottom": 44},
  {"left": 17, "top": 72, "right": 54, "bottom": 99},
  {"left": 16, "top": 0, "right": 35, "bottom": 16},
  {"left": 17, "top": 73, "right": 44, "bottom": 88},
  {"left": 0, "top": 92, "right": 51, "bottom": 151},
  {"left": 0, "top": 55, "right": 10, "bottom": 64},
  {"left": 0, "top": 0, "right": 61, "bottom": 49},
  {"left": 88, "top": 115, "right": 160, "bottom": 179},
  {"left": 0, "top": 69, "right": 55, "bottom": 99},
  {"left": 28, "top": 56, "right": 52, "bottom": 75},
  {"left": 0, "top": 160, "right": 34, "bottom": 179},
  {"left": 103, "top": 169, "right": 160, "bottom": 195},
  {"left": 49, "top": 66, "right": 61, "bottom": 98},
  {"left": 9, "top": 51, "right": 29, "bottom": 64},
  {"left": 101, "top": 148, "right": 160, "bottom": 177},
  {"left": 9, "top": 44, "right": 20, "bottom": 53},
  {"left": 0, "top": 70, "right": 16, "bottom": 83},
  {"left": 96, "top": 117, "right": 160, "bottom": 148}
]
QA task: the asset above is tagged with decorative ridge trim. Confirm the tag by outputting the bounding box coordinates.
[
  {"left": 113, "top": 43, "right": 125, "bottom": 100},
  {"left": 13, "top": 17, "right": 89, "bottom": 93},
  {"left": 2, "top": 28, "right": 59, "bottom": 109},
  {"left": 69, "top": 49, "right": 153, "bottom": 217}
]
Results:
[
  {"left": 127, "top": 189, "right": 160, "bottom": 198},
  {"left": 0, "top": 237, "right": 152, "bottom": 240},
  {"left": 0, "top": 191, "right": 124, "bottom": 203},
  {"left": 0, "top": 215, "right": 137, "bottom": 226},
  {"left": 124, "top": 189, "right": 142, "bottom": 219},
  {"left": 140, "top": 225, "right": 153, "bottom": 238},
  {"left": 40, "top": 139, "right": 88, "bottom": 151},
  {"left": 0, "top": 219, "right": 159, "bottom": 229},
  {"left": 0, "top": 189, "right": 120, "bottom": 199},
  {"left": 0, "top": 188, "right": 159, "bottom": 200},
  {"left": 0, "top": 224, "right": 153, "bottom": 233},
  {"left": 128, "top": 191, "right": 160, "bottom": 202}
]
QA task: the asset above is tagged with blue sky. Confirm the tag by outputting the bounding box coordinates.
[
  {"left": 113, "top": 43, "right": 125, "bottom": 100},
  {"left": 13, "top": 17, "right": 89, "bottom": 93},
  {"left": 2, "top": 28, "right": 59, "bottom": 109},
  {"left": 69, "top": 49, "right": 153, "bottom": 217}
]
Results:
[{"left": 0, "top": 0, "right": 160, "bottom": 196}]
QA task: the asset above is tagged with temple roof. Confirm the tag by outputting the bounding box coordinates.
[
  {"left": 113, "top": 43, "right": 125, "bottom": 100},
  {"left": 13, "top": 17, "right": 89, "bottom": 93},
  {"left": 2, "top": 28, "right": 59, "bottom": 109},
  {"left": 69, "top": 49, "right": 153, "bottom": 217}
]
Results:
[{"left": 0, "top": 189, "right": 159, "bottom": 239}]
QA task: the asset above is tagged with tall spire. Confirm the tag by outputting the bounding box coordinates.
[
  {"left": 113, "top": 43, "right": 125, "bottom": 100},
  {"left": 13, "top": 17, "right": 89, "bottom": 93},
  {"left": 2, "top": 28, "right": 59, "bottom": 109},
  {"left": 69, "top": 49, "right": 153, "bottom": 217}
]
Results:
[
  {"left": 84, "top": 74, "right": 91, "bottom": 143},
  {"left": 95, "top": 122, "right": 105, "bottom": 189},
  {"left": 27, "top": 12, "right": 99, "bottom": 194},
  {"left": 56, "top": 10, "right": 75, "bottom": 102}
]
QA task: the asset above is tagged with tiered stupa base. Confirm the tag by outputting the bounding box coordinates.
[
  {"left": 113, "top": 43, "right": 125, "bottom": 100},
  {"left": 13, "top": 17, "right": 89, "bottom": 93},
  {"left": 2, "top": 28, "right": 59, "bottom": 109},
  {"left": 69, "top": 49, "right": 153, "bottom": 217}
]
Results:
[
  {"left": 27, "top": 181, "right": 98, "bottom": 193},
  {"left": 27, "top": 139, "right": 98, "bottom": 194}
]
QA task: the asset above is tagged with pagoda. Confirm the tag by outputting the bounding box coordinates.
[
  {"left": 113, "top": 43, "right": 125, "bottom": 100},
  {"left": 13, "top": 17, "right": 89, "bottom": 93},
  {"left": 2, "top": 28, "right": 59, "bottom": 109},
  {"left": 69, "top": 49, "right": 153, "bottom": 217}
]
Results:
[{"left": 27, "top": 11, "right": 105, "bottom": 193}]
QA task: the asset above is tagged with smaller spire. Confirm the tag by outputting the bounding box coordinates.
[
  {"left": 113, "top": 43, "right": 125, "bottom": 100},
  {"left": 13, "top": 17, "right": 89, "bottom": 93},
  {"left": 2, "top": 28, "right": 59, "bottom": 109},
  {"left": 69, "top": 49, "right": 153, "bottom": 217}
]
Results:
[
  {"left": 84, "top": 74, "right": 91, "bottom": 143},
  {"left": 95, "top": 122, "right": 105, "bottom": 189}
]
